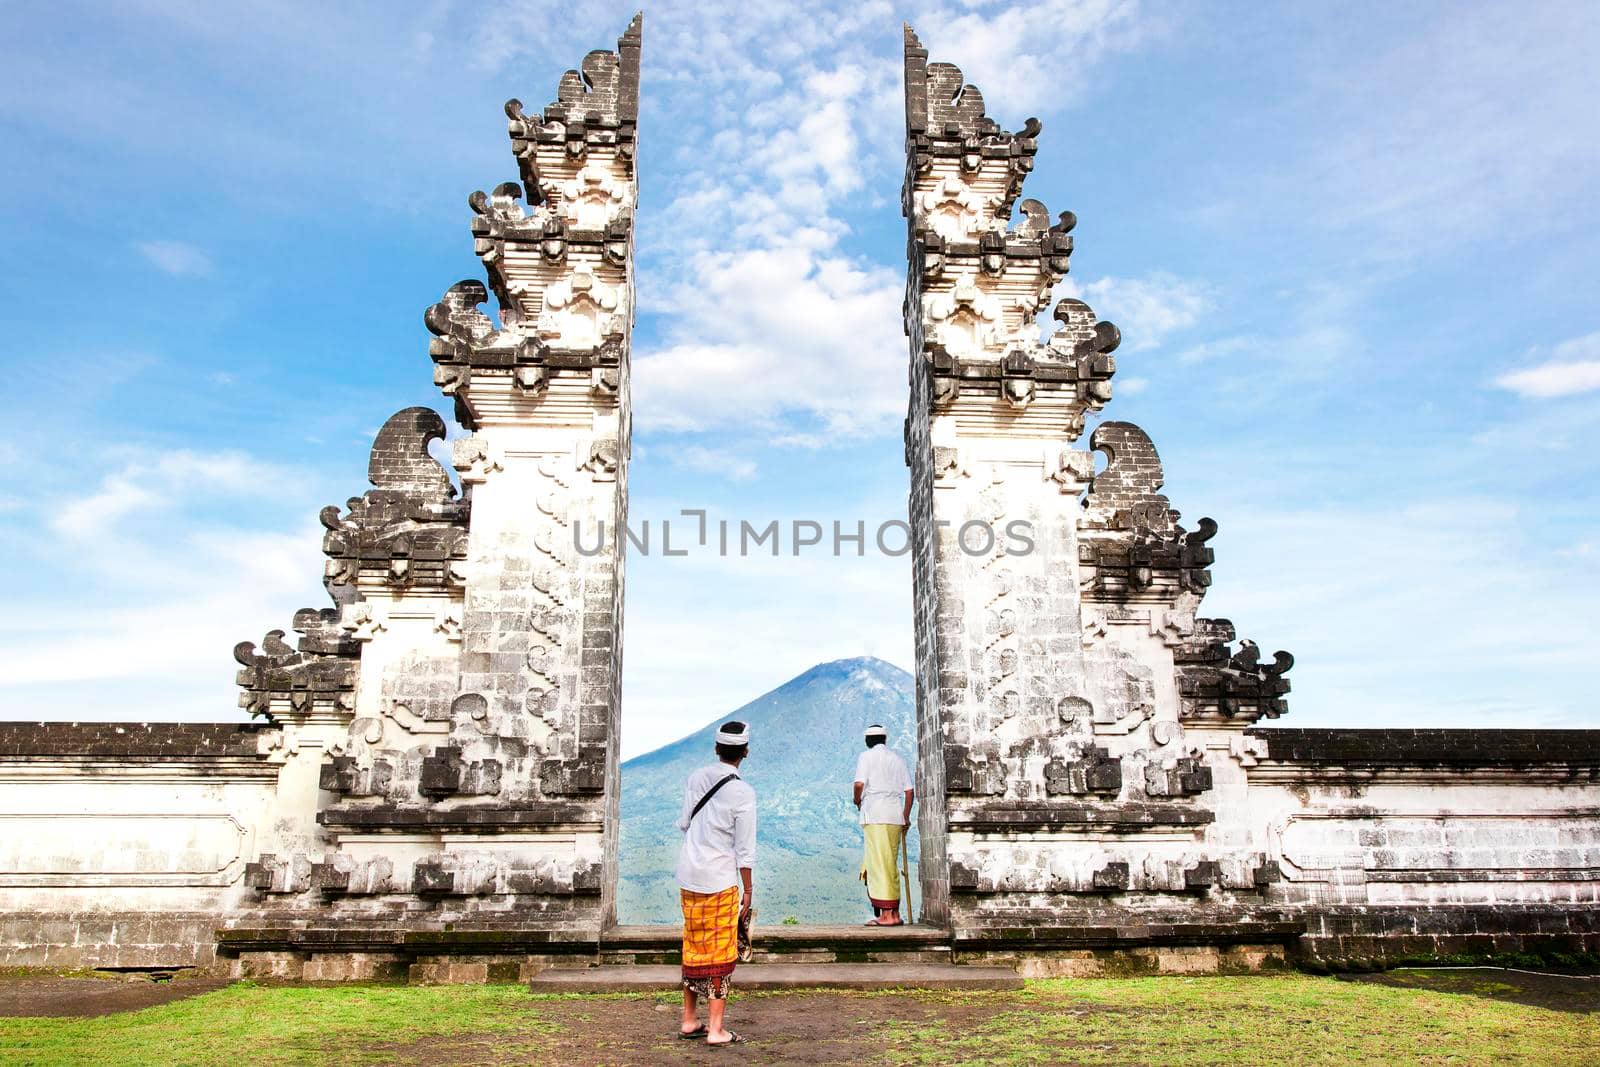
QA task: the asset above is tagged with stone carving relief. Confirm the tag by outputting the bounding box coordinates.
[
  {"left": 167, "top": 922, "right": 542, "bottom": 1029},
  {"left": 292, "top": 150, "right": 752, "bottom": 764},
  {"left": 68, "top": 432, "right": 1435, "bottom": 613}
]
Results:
[
  {"left": 547, "top": 165, "right": 633, "bottom": 229},
  {"left": 925, "top": 278, "right": 1005, "bottom": 359},
  {"left": 916, "top": 176, "right": 998, "bottom": 241},
  {"left": 537, "top": 270, "right": 624, "bottom": 350}
]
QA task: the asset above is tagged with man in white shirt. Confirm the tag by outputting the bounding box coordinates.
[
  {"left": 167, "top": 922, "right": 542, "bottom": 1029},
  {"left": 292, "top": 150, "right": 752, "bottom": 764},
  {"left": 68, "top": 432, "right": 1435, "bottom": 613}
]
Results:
[
  {"left": 853, "top": 723, "right": 914, "bottom": 926},
  {"left": 673, "top": 719, "right": 757, "bottom": 1047}
]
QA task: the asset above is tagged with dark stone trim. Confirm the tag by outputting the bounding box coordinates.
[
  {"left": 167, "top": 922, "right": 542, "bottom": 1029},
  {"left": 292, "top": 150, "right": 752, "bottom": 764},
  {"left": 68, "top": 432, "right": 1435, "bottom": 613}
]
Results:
[
  {"left": 1291, "top": 904, "right": 1600, "bottom": 969},
  {"left": 951, "top": 918, "right": 1304, "bottom": 951},
  {"left": 0, "top": 722, "right": 273, "bottom": 758},
  {"left": 216, "top": 925, "right": 602, "bottom": 956},
  {"left": 950, "top": 803, "right": 1214, "bottom": 832},
  {"left": 1250, "top": 728, "right": 1600, "bottom": 766},
  {"left": 317, "top": 804, "right": 604, "bottom": 830}
]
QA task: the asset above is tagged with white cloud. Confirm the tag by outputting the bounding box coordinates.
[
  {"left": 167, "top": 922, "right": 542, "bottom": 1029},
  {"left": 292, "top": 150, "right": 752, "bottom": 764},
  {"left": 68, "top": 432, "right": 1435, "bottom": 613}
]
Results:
[
  {"left": 51, "top": 450, "right": 289, "bottom": 541},
  {"left": 1116, "top": 376, "right": 1149, "bottom": 395},
  {"left": 1201, "top": 495, "right": 1599, "bottom": 728},
  {"left": 1, "top": 447, "right": 329, "bottom": 718},
  {"left": 1494, "top": 331, "right": 1600, "bottom": 399},
  {"left": 1177, "top": 335, "right": 1258, "bottom": 365},
  {"left": 605, "top": 2, "right": 1152, "bottom": 442},
  {"left": 1496, "top": 361, "right": 1600, "bottom": 400},
  {"left": 52, "top": 480, "right": 159, "bottom": 540},
  {"left": 769, "top": 432, "right": 832, "bottom": 450},
  {"left": 915, "top": 0, "right": 1152, "bottom": 116},
  {"left": 1248, "top": 4, "right": 1600, "bottom": 257},
  {"left": 1170, "top": 283, "right": 1360, "bottom": 389},
  {"left": 0, "top": 522, "right": 326, "bottom": 700},
  {"left": 136, "top": 240, "right": 214, "bottom": 277},
  {"left": 1063, "top": 272, "right": 1211, "bottom": 351},
  {"left": 752, "top": 67, "right": 869, "bottom": 196},
  {"left": 634, "top": 245, "right": 904, "bottom": 437},
  {"left": 674, "top": 445, "right": 759, "bottom": 482}
]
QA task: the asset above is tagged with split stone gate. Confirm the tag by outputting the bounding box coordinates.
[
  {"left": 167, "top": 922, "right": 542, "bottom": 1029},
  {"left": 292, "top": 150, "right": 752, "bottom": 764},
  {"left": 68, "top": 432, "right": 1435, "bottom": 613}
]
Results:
[{"left": 2, "top": 18, "right": 1598, "bottom": 979}]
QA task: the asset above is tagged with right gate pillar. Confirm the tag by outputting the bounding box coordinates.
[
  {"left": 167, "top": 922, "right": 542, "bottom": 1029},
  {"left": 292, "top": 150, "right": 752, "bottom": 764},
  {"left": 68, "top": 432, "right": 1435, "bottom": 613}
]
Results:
[{"left": 901, "top": 26, "right": 1297, "bottom": 953}]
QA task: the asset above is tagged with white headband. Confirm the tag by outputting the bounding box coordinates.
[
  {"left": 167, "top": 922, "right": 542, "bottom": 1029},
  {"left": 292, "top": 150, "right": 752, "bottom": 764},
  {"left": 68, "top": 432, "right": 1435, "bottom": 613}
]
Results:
[
  {"left": 715, "top": 722, "right": 750, "bottom": 746},
  {"left": 864, "top": 724, "right": 887, "bottom": 739}
]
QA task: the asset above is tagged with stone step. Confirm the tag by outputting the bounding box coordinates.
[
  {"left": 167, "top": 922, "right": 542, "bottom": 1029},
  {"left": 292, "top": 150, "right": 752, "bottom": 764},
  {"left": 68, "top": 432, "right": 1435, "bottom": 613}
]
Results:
[
  {"left": 528, "top": 962, "right": 1021, "bottom": 993},
  {"left": 603, "top": 923, "right": 947, "bottom": 948},
  {"left": 599, "top": 923, "right": 951, "bottom": 966}
]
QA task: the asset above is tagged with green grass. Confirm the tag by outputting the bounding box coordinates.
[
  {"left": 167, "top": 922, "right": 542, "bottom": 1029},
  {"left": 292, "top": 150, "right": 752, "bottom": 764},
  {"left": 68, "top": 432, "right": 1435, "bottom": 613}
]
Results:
[
  {"left": 0, "top": 973, "right": 1593, "bottom": 1066},
  {"left": 881, "top": 974, "right": 1599, "bottom": 1066},
  {"left": 0, "top": 983, "right": 554, "bottom": 1066}
]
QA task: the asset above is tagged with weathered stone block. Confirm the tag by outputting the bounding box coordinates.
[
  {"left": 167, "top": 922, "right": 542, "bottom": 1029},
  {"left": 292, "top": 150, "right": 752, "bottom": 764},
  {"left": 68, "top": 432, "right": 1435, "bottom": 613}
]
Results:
[{"left": 1092, "top": 861, "right": 1130, "bottom": 891}]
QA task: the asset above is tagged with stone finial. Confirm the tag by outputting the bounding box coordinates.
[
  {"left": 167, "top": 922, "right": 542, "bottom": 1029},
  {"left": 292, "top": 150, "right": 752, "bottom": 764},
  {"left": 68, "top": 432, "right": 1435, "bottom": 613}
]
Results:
[
  {"left": 1174, "top": 619, "right": 1294, "bottom": 724},
  {"left": 903, "top": 23, "right": 1031, "bottom": 145},
  {"left": 233, "top": 611, "right": 359, "bottom": 720},
  {"left": 505, "top": 13, "right": 642, "bottom": 173},
  {"left": 903, "top": 23, "right": 1040, "bottom": 212},
  {"left": 368, "top": 407, "right": 454, "bottom": 498},
  {"left": 1084, "top": 421, "right": 1174, "bottom": 534}
]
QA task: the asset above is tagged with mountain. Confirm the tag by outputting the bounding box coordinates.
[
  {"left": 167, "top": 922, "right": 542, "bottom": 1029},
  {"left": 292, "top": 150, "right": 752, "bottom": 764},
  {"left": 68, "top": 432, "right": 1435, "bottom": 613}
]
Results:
[{"left": 618, "top": 657, "right": 919, "bottom": 925}]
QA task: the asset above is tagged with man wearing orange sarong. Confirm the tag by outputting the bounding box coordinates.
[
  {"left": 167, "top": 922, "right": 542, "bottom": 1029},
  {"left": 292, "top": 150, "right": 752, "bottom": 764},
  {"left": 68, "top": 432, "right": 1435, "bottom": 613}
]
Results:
[{"left": 674, "top": 720, "right": 756, "bottom": 1047}]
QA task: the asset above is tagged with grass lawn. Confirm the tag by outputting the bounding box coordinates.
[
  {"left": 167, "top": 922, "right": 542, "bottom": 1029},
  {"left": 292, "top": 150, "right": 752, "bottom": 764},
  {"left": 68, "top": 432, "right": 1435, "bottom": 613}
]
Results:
[{"left": 0, "top": 971, "right": 1594, "bottom": 1065}]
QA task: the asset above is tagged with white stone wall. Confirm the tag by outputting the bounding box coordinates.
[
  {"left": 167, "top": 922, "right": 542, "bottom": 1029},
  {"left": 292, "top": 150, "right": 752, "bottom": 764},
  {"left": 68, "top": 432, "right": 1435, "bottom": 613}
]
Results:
[
  {"left": 1240, "top": 762, "right": 1600, "bottom": 908},
  {"left": 0, "top": 725, "right": 297, "bottom": 967}
]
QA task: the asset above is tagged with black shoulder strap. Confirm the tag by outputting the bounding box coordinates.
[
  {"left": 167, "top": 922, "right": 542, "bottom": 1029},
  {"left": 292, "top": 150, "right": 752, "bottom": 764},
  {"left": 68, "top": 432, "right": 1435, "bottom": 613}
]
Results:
[{"left": 690, "top": 773, "right": 740, "bottom": 823}]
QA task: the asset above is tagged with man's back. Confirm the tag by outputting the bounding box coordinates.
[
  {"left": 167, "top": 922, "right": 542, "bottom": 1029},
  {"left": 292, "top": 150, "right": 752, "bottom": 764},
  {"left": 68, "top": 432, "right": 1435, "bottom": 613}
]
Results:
[
  {"left": 854, "top": 746, "right": 911, "bottom": 825},
  {"left": 676, "top": 762, "right": 757, "bottom": 894}
]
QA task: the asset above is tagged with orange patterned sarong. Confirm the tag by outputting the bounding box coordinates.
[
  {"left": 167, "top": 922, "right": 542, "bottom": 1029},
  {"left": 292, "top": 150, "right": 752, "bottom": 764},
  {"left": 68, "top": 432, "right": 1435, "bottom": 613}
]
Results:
[{"left": 681, "top": 886, "right": 740, "bottom": 985}]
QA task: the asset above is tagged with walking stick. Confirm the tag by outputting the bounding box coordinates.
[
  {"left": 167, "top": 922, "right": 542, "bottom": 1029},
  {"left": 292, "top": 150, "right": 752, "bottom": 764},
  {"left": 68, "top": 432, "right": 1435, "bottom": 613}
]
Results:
[{"left": 899, "top": 824, "right": 915, "bottom": 924}]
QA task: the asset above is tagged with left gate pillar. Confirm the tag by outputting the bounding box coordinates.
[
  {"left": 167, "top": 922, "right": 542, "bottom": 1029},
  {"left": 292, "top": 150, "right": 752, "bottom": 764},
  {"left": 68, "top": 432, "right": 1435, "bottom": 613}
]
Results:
[{"left": 229, "top": 17, "right": 640, "bottom": 946}]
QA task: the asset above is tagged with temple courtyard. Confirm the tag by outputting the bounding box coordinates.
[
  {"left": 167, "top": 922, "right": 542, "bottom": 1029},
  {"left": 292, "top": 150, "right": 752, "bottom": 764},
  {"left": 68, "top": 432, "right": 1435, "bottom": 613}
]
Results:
[{"left": 1, "top": 970, "right": 1595, "bottom": 1064}]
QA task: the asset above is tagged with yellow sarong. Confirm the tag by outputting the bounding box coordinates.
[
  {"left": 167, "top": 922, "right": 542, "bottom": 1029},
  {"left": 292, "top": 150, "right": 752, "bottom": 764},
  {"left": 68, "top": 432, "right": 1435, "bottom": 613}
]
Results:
[
  {"left": 680, "top": 886, "right": 739, "bottom": 981},
  {"left": 860, "top": 823, "right": 904, "bottom": 910}
]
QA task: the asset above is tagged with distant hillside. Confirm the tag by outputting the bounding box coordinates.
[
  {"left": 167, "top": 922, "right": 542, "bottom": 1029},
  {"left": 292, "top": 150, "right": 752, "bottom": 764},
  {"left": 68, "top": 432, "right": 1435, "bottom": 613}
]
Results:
[{"left": 618, "top": 657, "right": 919, "bottom": 924}]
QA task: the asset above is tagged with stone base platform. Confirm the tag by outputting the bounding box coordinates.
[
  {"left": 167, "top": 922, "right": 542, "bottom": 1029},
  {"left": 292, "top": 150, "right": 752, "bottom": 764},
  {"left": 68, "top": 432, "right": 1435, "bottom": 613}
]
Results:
[
  {"left": 529, "top": 962, "right": 1022, "bottom": 992},
  {"left": 212, "top": 919, "right": 1311, "bottom": 981}
]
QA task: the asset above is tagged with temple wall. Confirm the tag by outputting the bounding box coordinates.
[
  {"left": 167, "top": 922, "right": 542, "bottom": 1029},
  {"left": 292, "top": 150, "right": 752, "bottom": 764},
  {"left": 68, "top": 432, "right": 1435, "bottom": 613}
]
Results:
[
  {"left": 1240, "top": 728, "right": 1600, "bottom": 965},
  {"left": 3, "top": 722, "right": 1594, "bottom": 972},
  {"left": 0, "top": 724, "right": 293, "bottom": 968}
]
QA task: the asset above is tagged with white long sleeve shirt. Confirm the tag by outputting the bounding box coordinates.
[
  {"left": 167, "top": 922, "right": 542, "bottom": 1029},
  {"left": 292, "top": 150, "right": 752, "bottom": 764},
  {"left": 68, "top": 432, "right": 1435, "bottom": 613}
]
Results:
[
  {"left": 674, "top": 761, "right": 757, "bottom": 894},
  {"left": 854, "top": 746, "right": 912, "bottom": 825}
]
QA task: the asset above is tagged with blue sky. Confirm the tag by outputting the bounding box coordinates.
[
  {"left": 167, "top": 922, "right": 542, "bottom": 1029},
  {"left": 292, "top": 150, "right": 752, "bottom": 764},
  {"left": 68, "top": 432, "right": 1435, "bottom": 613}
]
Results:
[{"left": 1, "top": 1, "right": 1596, "bottom": 757}]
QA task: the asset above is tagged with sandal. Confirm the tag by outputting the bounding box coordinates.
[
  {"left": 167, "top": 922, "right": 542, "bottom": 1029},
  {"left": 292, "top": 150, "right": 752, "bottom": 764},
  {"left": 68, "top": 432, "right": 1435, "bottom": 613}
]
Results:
[
  {"left": 707, "top": 1031, "right": 744, "bottom": 1047},
  {"left": 678, "top": 1026, "right": 708, "bottom": 1040}
]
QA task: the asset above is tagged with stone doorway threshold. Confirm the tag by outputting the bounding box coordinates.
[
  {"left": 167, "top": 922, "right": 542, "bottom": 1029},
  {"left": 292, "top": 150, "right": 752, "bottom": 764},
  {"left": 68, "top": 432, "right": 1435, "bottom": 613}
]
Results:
[
  {"left": 601, "top": 923, "right": 952, "bottom": 966},
  {"left": 530, "top": 962, "right": 1020, "bottom": 992},
  {"left": 604, "top": 923, "right": 949, "bottom": 945}
]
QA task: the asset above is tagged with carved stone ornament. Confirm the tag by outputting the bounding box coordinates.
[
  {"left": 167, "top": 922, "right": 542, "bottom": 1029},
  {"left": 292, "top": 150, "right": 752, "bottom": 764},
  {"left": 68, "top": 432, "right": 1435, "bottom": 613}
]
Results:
[
  {"left": 537, "top": 270, "right": 624, "bottom": 350},
  {"left": 916, "top": 176, "right": 997, "bottom": 242}
]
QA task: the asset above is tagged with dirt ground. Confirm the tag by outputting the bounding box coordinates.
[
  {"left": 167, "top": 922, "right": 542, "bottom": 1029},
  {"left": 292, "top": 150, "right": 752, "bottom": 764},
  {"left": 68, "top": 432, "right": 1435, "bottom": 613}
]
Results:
[
  {"left": 1340, "top": 967, "right": 1599, "bottom": 1014},
  {"left": 380, "top": 991, "right": 1019, "bottom": 1066},
  {"left": 0, "top": 975, "right": 232, "bottom": 1018}
]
